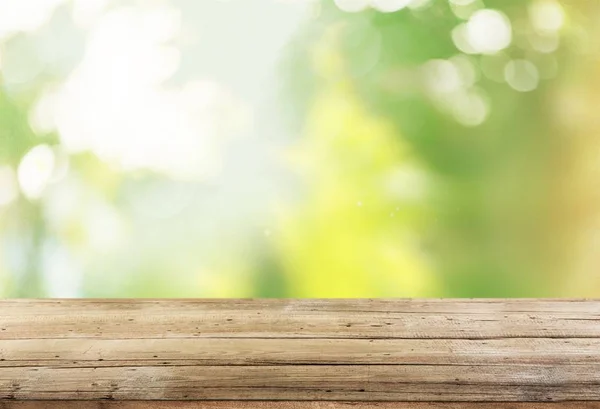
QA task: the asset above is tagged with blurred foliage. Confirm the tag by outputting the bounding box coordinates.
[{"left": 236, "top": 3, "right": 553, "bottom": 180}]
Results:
[
  {"left": 1, "top": 0, "right": 600, "bottom": 297},
  {"left": 280, "top": 0, "right": 600, "bottom": 296},
  {"left": 277, "top": 32, "right": 436, "bottom": 296}
]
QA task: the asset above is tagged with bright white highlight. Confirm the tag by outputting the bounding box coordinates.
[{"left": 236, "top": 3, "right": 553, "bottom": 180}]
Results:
[
  {"left": 71, "top": 0, "right": 109, "bottom": 28},
  {"left": 38, "top": 6, "right": 251, "bottom": 180},
  {"left": 17, "top": 145, "right": 56, "bottom": 199},
  {"left": 465, "top": 9, "right": 512, "bottom": 54},
  {"left": 529, "top": 0, "right": 564, "bottom": 33},
  {"left": 0, "top": 0, "right": 65, "bottom": 40}
]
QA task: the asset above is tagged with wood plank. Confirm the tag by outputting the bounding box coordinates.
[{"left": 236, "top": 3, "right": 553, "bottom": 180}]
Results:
[
  {"left": 1, "top": 299, "right": 600, "bottom": 402},
  {"left": 2, "top": 365, "right": 600, "bottom": 400},
  {"left": 2, "top": 403, "right": 600, "bottom": 409},
  {"left": 1, "top": 300, "right": 599, "bottom": 340},
  {"left": 1, "top": 338, "right": 599, "bottom": 366}
]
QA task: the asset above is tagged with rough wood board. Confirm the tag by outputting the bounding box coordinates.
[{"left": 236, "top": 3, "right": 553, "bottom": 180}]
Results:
[
  {"left": 2, "top": 403, "right": 600, "bottom": 409},
  {"left": 2, "top": 299, "right": 600, "bottom": 340},
  {"left": 1, "top": 299, "right": 600, "bottom": 402},
  {"left": 3, "top": 338, "right": 599, "bottom": 366}
]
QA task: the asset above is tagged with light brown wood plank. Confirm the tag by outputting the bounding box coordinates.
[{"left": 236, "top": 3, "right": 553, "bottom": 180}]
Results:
[
  {"left": 1, "top": 299, "right": 600, "bottom": 402},
  {"left": 1, "top": 338, "right": 599, "bottom": 367},
  {"left": 1, "top": 300, "right": 600, "bottom": 340},
  {"left": 2, "top": 365, "right": 600, "bottom": 400},
  {"left": 2, "top": 402, "right": 600, "bottom": 409}
]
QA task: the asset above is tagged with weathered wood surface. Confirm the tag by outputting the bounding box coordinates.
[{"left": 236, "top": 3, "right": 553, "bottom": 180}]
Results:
[
  {"left": 0, "top": 299, "right": 600, "bottom": 402},
  {"left": 1, "top": 403, "right": 600, "bottom": 409}
]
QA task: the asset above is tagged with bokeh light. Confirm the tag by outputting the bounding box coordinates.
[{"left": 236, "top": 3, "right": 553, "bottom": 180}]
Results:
[
  {"left": 1, "top": 0, "right": 600, "bottom": 297},
  {"left": 17, "top": 144, "right": 56, "bottom": 199}
]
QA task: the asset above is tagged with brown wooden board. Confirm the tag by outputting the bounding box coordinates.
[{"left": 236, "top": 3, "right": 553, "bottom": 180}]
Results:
[
  {"left": 1, "top": 403, "right": 600, "bottom": 409},
  {"left": 1, "top": 299, "right": 600, "bottom": 402}
]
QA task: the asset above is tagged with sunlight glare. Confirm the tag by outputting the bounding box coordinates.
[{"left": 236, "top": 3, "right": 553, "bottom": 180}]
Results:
[
  {"left": 465, "top": 9, "right": 512, "bottom": 54},
  {"left": 17, "top": 144, "right": 56, "bottom": 199}
]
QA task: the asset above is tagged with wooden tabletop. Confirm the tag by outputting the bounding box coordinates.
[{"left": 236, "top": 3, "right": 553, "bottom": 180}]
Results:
[{"left": 0, "top": 299, "right": 599, "bottom": 407}]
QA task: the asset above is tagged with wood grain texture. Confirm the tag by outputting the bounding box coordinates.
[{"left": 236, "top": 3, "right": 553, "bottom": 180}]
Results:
[
  {"left": 1, "top": 403, "right": 600, "bottom": 409},
  {"left": 1, "top": 299, "right": 600, "bottom": 402}
]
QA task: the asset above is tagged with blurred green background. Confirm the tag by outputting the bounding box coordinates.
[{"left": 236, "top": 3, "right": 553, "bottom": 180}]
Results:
[{"left": 1, "top": 0, "right": 599, "bottom": 297}]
